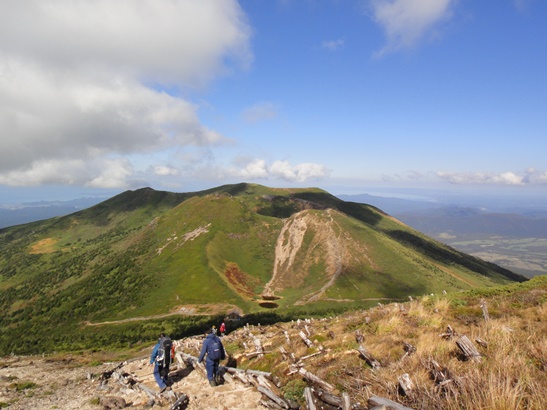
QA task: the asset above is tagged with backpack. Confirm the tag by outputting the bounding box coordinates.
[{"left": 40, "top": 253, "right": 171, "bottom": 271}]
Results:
[
  {"left": 207, "top": 336, "right": 222, "bottom": 361},
  {"left": 157, "top": 336, "right": 173, "bottom": 366}
]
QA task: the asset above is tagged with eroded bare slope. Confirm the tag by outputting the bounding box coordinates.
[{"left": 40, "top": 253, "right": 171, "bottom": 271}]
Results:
[{"left": 264, "top": 208, "right": 376, "bottom": 304}]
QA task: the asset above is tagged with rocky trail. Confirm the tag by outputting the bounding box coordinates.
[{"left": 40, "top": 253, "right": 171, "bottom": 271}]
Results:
[{"left": 0, "top": 345, "right": 267, "bottom": 410}]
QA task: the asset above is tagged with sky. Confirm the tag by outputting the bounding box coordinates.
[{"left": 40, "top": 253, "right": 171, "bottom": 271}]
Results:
[{"left": 1, "top": 0, "right": 546, "bottom": 204}]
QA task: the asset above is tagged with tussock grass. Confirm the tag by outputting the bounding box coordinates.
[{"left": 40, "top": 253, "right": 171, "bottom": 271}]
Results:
[{"left": 213, "top": 275, "right": 546, "bottom": 410}]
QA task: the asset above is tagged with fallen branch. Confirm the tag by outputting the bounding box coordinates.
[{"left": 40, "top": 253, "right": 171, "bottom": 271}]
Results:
[
  {"left": 257, "top": 385, "right": 290, "bottom": 409},
  {"left": 368, "top": 395, "right": 415, "bottom": 410},
  {"left": 357, "top": 345, "right": 381, "bottom": 369},
  {"left": 298, "top": 367, "right": 335, "bottom": 392}
]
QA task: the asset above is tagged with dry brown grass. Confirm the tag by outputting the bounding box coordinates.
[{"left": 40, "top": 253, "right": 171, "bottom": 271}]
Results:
[{"left": 219, "top": 276, "right": 547, "bottom": 409}]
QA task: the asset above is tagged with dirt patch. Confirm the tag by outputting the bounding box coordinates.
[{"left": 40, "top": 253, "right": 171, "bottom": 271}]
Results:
[
  {"left": 85, "top": 303, "right": 242, "bottom": 326},
  {"left": 224, "top": 262, "right": 260, "bottom": 298},
  {"left": 157, "top": 224, "right": 211, "bottom": 255},
  {"left": 29, "top": 238, "right": 58, "bottom": 254}
]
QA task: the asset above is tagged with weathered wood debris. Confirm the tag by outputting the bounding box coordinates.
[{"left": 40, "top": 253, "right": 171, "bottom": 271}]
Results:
[
  {"left": 93, "top": 309, "right": 449, "bottom": 410},
  {"left": 455, "top": 335, "right": 482, "bottom": 362}
]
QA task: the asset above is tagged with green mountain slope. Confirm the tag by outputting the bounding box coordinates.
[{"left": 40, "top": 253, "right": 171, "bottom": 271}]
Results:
[{"left": 0, "top": 183, "right": 526, "bottom": 354}]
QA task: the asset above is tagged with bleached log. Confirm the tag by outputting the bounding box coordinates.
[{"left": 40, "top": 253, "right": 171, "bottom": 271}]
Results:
[
  {"left": 475, "top": 337, "right": 488, "bottom": 348},
  {"left": 357, "top": 345, "right": 381, "bottom": 369},
  {"left": 299, "top": 331, "right": 314, "bottom": 348},
  {"left": 247, "top": 375, "right": 260, "bottom": 388},
  {"left": 254, "top": 337, "right": 264, "bottom": 358},
  {"left": 341, "top": 392, "right": 351, "bottom": 410},
  {"left": 298, "top": 367, "right": 334, "bottom": 392},
  {"left": 246, "top": 368, "right": 274, "bottom": 379},
  {"left": 297, "top": 348, "right": 324, "bottom": 364},
  {"left": 284, "top": 331, "right": 291, "bottom": 345},
  {"left": 456, "top": 335, "right": 482, "bottom": 362},
  {"left": 225, "top": 366, "right": 279, "bottom": 386},
  {"left": 315, "top": 388, "right": 342, "bottom": 407},
  {"left": 304, "top": 387, "right": 317, "bottom": 410},
  {"left": 368, "top": 395, "right": 415, "bottom": 410},
  {"left": 246, "top": 351, "right": 270, "bottom": 359},
  {"left": 398, "top": 373, "right": 414, "bottom": 397},
  {"left": 257, "top": 386, "right": 290, "bottom": 409},
  {"left": 257, "top": 375, "right": 275, "bottom": 390},
  {"left": 179, "top": 352, "right": 207, "bottom": 378},
  {"left": 234, "top": 371, "right": 251, "bottom": 385}
]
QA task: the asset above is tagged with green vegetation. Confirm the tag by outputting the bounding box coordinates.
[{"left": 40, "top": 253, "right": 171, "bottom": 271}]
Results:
[{"left": 0, "top": 183, "right": 527, "bottom": 355}]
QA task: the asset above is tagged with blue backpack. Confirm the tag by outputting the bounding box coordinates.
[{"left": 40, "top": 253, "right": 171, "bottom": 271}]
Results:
[{"left": 207, "top": 337, "right": 222, "bottom": 361}]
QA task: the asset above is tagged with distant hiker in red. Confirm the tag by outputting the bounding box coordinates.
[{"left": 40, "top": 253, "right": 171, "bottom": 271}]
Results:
[
  {"left": 150, "top": 333, "right": 174, "bottom": 392},
  {"left": 198, "top": 327, "right": 226, "bottom": 387},
  {"left": 220, "top": 322, "right": 226, "bottom": 336}
]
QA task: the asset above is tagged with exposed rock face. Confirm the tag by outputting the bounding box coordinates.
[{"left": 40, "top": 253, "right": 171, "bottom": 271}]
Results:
[{"left": 264, "top": 208, "right": 376, "bottom": 303}]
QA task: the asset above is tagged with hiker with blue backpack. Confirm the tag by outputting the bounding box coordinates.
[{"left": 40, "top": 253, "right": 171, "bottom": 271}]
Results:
[
  {"left": 198, "top": 326, "right": 226, "bottom": 386},
  {"left": 150, "top": 333, "right": 174, "bottom": 392}
]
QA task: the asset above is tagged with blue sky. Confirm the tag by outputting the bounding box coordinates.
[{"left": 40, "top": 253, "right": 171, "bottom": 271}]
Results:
[{"left": 0, "top": 0, "right": 546, "bottom": 203}]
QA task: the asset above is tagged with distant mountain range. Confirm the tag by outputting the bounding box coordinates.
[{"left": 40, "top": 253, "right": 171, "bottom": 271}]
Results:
[
  {"left": 0, "top": 197, "right": 107, "bottom": 229},
  {"left": 0, "top": 183, "right": 525, "bottom": 354},
  {"left": 338, "top": 193, "right": 547, "bottom": 277},
  {"left": 2, "top": 188, "right": 544, "bottom": 278}
]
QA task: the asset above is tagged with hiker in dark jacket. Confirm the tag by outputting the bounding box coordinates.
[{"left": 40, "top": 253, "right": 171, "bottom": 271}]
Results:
[
  {"left": 198, "top": 327, "right": 226, "bottom": 386},
  {"left": 149, "top": 333, "right": 172, "bottom": 392}
]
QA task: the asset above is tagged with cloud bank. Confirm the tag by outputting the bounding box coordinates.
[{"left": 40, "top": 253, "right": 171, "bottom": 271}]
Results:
[
  {"left": 232, "top": 159, "right": 329, "bottom": 182},
  {"left": 436, "top": 169, "right": 547, "bottom": 185},
  {"left": 0, "top": 0, "right": 251, "bottom": 188}
]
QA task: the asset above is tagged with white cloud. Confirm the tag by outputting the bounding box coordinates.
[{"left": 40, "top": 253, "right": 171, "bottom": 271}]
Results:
[
  {"left": 230, "top": 159, "right": 329, "bottom": 182},
  {"left": 87, "top": 159, "right": 135, "bottom": 189},
  {"left": 154, "top": 166, "right": 179, "bottom": 177},
  {"left": 0, "top": 0, "right": 251, "bottom": 189},
  {"left": 322, "top": 39, "right": 345, "bottom": 51},
  {"left": 435, "top": 170, "right": 547, "bottom": 186},
  {"left": 0, "top": 157, "right": 135, "bottom": 189},
  {"left": 0, "top": 0, "right": 252, "bottom": 85},
  {"left": 369, "top": 0, "right": 455, "bottom": 56},
  {"left": 242, "top": 102, "right": 278, "bottom": 123},
  {"left": 239, "top": 159, "right": 270, "bottom": 179}
]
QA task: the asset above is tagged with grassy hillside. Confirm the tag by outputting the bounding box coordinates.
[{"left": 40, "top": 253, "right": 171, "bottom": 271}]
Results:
[
  {"left": 0, "top": 183, "right": 527, "bottom": 355},
  {"left": 223, "top": 275, "right": 547, "bottom": 410}
]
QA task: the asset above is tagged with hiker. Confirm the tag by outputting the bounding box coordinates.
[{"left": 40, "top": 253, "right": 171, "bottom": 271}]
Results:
[
  {"left": 150, "top": 333, "right": 174, "bottom": 392},
  {"left": 219, "top": 322, "right": 226, "bottom": 336},
  {"left": 198, "top": 327, "right": 226, "bottom": 386}
]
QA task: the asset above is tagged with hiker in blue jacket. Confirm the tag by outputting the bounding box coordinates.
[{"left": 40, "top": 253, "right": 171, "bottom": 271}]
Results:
[
  {"left": 149, "top": 333, "right": 173, "bottom": 392},
  {"left": 198, "top": 326, "right": 226, "bottom": 386}
]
